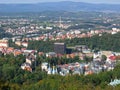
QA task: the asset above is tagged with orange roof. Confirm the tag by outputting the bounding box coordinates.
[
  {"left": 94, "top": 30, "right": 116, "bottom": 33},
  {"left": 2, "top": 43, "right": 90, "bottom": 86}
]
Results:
[
  {"left": 109, "top": 56, "right": 116, "bottom": 61},
  {"left": 25, "top": 67, "right": 32, "bottom": 72},
  {"left": 14, "top": 50, "right": 22, "bottom": 56},
  {"left": 7, "top": 47, "right": 14, "bottom": 51}
]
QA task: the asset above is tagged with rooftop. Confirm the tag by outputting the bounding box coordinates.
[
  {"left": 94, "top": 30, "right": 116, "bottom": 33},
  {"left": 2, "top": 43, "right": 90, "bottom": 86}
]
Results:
[{"left": 54, "top": 43, "right": 65, "bottom": 45}]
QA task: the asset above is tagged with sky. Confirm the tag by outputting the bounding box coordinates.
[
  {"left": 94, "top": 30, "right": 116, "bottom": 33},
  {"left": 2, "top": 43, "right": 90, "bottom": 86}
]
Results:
[{"left": 0, "top": 0, "right": 120, "bottom": 4}]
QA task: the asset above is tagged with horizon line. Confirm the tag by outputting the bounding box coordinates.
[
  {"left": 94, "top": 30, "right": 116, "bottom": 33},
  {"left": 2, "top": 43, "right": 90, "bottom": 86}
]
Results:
[{"left": 0, "top": 1, "right": 119, "bottom": 5}]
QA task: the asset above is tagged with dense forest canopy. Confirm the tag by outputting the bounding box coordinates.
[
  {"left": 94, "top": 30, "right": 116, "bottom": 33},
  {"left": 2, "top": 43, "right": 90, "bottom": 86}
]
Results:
[{"left": 0, "top": 54, "right": 120, "bottom": 89}]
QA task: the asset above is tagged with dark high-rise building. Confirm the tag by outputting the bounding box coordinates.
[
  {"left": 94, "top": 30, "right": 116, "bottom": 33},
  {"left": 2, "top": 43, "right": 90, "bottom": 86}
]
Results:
[{"left": 54, "top": 43, "right": 66, "bottom": 54}]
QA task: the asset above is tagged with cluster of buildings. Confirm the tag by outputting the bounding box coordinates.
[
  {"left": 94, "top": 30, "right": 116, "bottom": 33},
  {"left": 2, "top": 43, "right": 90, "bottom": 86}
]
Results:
[
  {"left": 38, "top": 28, "right": 120, "bottom": 41},
  {"left": 15, "top": 40, "right": 28, "bottom": 48},
  {"left": 0, "top": 16, "right": 66, "bottom": 36},
  {"left": 0, "top": 31, "right": 120, "bottom": 75},
  {"left": 10, "top": 27, "right": 120, "bottom": 42},
  {"left": 0, "top": 39, "right": 37, "bottom": 72},
  {"left": 42, "top": 51, "right": 118, "bottom": 76},
  {"left": 0, "top": 13, "right": 120, "bottom": 76},
  {"left": 0, "top": 18, "right": 40, "bottom": 35},
  {"left": 1, "top": 15, "right": 120, "bottom": 42},
  {"left": 0, "top": 39, "right": 28, "bottom": 55},
  {"left": 41, "top": 55, "right": 116, "bottom": 76},
  {"left": 0, "top": 38, "right": 119, "bottom": 75},
  {"left": 21, "top": 51, "right": 37, "bottom": 72},
  {"left": 41, "top": 44, "right": 119, "bottom": 76}
]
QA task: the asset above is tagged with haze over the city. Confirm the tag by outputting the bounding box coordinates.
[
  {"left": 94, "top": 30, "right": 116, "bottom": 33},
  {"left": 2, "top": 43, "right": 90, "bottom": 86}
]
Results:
[{"left": 0, "top": 0, "right": 120, "bottom": 4}]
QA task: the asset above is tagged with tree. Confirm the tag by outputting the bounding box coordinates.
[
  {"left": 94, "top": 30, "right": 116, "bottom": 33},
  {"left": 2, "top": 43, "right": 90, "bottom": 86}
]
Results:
[{"left": 101, "top": 55, "right": 107, "bottom": 64}]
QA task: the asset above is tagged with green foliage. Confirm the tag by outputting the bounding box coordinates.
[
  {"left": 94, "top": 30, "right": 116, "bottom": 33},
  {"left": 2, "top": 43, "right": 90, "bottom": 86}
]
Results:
[
  {"left": 64, "top": 32, "right": 120, "bottom": 52},
  {"left": 1, "top": 33, "right": 120, "bottom": 89},
  {"left": 0, "top": 54, "right": 47, "bottom": 86},
  {"left": 27, "top": 33, "right": 120, "bottom": 53},
  {"left": 27, "top": 40, "right": 54, "bottom": 52},
  {"left": 1, "top": 54, "right": 120, "bottom": 90}
]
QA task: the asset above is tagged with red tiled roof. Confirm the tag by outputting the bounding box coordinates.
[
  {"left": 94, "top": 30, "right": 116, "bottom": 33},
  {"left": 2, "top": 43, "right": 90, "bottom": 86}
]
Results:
[{"left": 109, "top": 56, "right": 116, "bottom": 60}]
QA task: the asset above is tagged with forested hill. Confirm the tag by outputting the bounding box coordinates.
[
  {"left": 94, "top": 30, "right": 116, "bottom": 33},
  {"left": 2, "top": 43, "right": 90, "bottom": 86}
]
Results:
[
  {"left": 27, "top": 32, "right": 120, "bottom": 52},
  {"left": 1, "top": 53, "right": 120, "bottom": 89},
  {"left": 0, "top": 1, "right": 120, "bottom": 12},
  {"left": 65, "top": 32, "right": 120, "bottom": 52}
]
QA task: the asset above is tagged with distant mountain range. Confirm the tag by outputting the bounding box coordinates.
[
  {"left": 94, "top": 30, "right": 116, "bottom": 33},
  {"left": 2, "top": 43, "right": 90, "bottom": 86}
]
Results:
[{"left": 0, "top": 1, "right": 120, "bottom": 12}]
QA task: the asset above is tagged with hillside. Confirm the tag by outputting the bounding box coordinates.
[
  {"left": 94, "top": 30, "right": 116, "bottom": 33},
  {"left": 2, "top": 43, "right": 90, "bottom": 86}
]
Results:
[{"left": 0, "top": 1, "right": 120, "bottom": 12}]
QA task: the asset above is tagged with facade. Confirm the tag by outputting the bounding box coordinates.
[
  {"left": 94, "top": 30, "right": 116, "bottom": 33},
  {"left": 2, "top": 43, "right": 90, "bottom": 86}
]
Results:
[
  {"left": 21, "top": 63, "right": 32, "bottom": 72},
  {"left": 15, "top": 41, "right": 21, "bottom": 46},
  {"left": 54, "top": 43, "right": 66, "bottom": 54},
  {"left": 46, "top": 52, "right": 57, "bottom": 57},
  {"left": 41, "top": 62, "right": 48, "bottom": 71},
  {"left": 0, "top": 40, "right": 8, "bottom": 48},
  {"left": 22, "top": 42, "right": 28, "bottom": 47},
  {"left": 75, "top": 45, "right": 88, "bottom": 52}
]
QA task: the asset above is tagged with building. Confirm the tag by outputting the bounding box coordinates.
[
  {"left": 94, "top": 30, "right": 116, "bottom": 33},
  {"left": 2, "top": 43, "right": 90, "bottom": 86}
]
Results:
[
  {"left": 54, "top": 43, "right": 66, "bottom": 54},
  {"left": 14, "top": 49, "right": 22, "bottom": 56},
  {"left": 75, "top": 45, "right": 88, "bottom": 52},
  {"left": 21, "top": 63, "right": 32, "bottom": 72},
  {"left": 15, "top": 41, "right": 21, "bottom": 46},
  {"left": 0, "top": 39, "right": 8, "bottom": 48},
  {"left": 41, "top": 62, "right": 48, "bottom": 71},
  {"left": 22, "top": 42, "right": 28, "bottom": 47},
  {"left": 26, "top": 54, "right": 35, "bottom": 65},
  {"left": 46, "top": 52, "right": 57, "bottom": 57}
]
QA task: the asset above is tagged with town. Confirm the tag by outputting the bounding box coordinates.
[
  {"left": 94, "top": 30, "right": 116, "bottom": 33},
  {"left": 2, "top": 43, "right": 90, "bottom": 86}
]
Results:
[
  {"left": 0, "top": 35, "right": 119, "bottom": 76},
  {"left": 0, "top": 11, "right": 120, "bottom": 89},
  {"left": 0, "top": 12, "right": 120, "bottom": 75}
]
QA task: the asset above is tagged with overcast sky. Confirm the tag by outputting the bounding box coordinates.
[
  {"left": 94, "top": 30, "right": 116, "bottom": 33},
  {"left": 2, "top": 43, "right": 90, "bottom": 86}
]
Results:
[{"left": 0, "top": 0, "right": 120, "bottom": 4}]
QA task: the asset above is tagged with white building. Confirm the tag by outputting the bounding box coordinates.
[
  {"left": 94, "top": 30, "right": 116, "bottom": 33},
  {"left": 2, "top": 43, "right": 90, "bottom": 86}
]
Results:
[
  {"left": 41, "top": 62, "right": 48, "bottom": 71},
  {"left": 22, "top": 42, "right": 28, "bottom": 47},
  {"left": 0, "top": 40, "right": 8, "bottom": 48}
]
